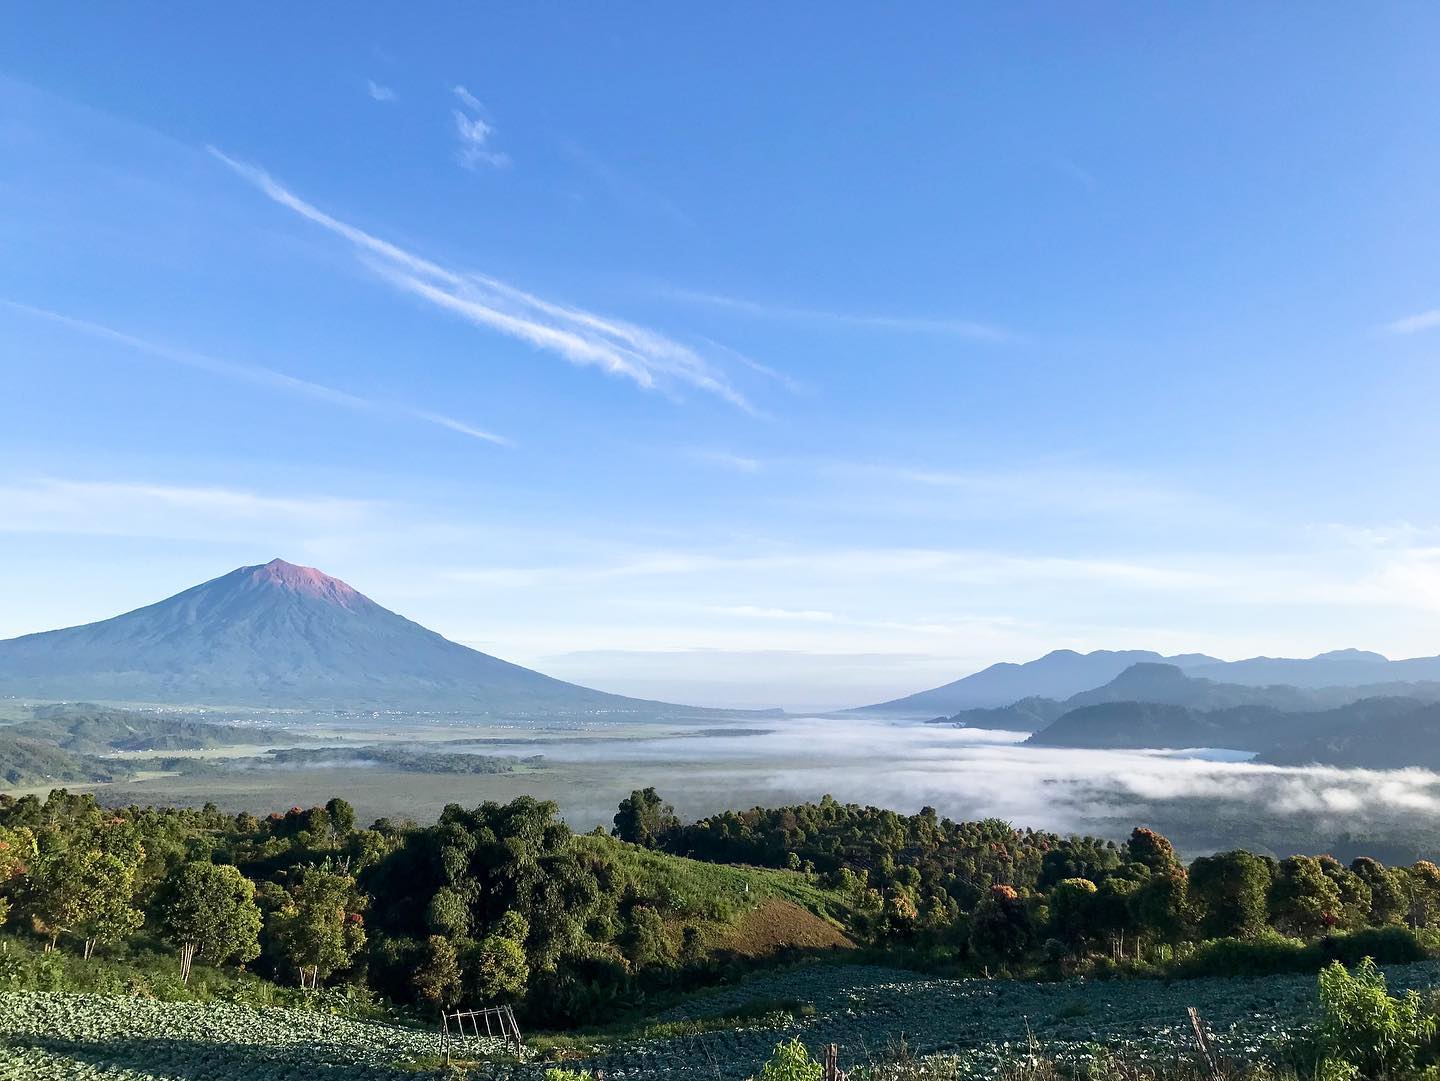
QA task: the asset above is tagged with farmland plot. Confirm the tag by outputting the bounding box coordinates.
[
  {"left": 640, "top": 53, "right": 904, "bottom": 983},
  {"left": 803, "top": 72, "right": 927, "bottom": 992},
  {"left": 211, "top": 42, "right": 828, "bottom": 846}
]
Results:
[
  {"left": 0, "top": 992, "right": 504, "bottom": 1080},
  {"left": 5, "top": 962, "right": 1440, "bottom": 1081}
]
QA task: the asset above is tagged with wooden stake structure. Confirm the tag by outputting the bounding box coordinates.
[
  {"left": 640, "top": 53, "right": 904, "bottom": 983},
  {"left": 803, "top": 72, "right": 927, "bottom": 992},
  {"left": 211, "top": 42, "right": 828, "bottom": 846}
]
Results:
[
  {"left": 823, "top": 1043, "right": 848, "bottom": 1081},
  {"left": 439, "top": 1004, "right": 523, "bottom": 1064},
  {"left": 1187, "top": 1006, "right": 1222, "bottom": 1081}
]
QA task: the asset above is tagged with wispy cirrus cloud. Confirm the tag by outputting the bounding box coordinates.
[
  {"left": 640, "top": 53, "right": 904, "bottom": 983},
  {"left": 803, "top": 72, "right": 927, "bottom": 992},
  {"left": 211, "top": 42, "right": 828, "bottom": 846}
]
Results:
[
  {"left": 691, "top": 449, "right": 764, "bottom": 473},
  {"left": 0, "top": 477, "right": 376, "bottom": 537},
  {"left": 366, "top": 80, "right": 396, "bottom": 102},
  {"left": 1, "top": 299, "right": 511, "bottom": 446},
  {"left": 660, "top": 286, "right": 1013, "bottom": 343},
  {"left": 451, "top": 85, "right": 509, "bottom": 169},
  {"left": 1383, "top": 309, "right": 1440, "bottom": 335},
  {"left": 209, "top": 149, "right": 760, "bottom": 412}
]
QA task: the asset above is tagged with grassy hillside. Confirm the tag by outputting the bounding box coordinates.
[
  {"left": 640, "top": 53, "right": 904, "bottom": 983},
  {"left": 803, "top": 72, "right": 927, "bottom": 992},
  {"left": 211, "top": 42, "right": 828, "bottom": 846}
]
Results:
[{"left": 576, "top": 833, "right": 855, "bottom": 958}]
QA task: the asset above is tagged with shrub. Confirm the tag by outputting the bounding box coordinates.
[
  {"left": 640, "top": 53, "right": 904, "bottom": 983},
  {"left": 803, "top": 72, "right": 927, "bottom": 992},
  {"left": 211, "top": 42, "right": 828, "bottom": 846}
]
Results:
[
  {"left": 1173, "top": 931, "right": 1308, "bottom": 978},
  {"left": 1316, "top": 956, "right": 1436, "bottom": 1078},
  {"left": 1317, "top": 927, "right": 1428, "bottom": 967},
  {"left": 754, "top": 1037, "right": 823, "bottom": 1081}
]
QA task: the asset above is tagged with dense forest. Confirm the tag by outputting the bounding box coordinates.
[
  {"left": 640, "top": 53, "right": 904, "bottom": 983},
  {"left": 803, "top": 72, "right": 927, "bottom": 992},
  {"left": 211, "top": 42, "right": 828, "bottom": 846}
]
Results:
[{"left": 3, "top": 787, "right": 1439, "bottom": 1029}]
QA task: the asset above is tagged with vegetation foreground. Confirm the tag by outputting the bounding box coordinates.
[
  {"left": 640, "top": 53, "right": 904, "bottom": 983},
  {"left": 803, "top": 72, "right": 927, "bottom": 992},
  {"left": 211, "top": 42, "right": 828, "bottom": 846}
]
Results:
[{"left": 7, "top": 786, "right": 1440, "bottom": 1078}]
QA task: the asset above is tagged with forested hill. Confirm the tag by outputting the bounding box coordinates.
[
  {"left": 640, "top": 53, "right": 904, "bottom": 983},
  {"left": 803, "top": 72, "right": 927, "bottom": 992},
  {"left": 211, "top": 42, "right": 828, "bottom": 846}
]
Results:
[
  {"left": 0, "top": 559, "right": 713, "bottom": 715},
  {"left": 1024, "top": 695, "right": 1440, "bottom": 768}
]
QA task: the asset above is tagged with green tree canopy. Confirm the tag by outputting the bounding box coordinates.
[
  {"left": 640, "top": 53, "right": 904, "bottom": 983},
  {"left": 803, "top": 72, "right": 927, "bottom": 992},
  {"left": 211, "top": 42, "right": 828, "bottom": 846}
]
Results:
[
  {"left": 612, "top": 788, "right": 680, "bottom": 849},
  {"left": 156, "top": 861, "right": 262, "bottom": 967}
]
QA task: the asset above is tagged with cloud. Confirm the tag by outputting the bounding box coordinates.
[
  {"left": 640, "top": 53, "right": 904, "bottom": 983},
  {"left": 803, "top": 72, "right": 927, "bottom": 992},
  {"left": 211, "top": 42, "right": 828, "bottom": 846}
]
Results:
[
  {"left": 660, "top": 287, "right": 1012, "bottom": 343},
  {"left": 209, "top": 149, "right": 759, "bottom": 411},
  {"left": 451, "top": 85, "right": 509, "bottom": 169},
  {"left": 709, "top": 605, "right": 837, "bottom": 622},
  {"left": 0, "top": 299, "right": 511, "bottom": 446},
  {"left": 558, "top": 139, "right": 690, "bottom": 226},
  {"left": 0, "top": 478, "right": 375, "bottom": 537},
  {"left": 366, "top": 80, "right": 396, "bottom": 102},
  {"left": 446, "top": 546, "right": 1215, "bottom": 593},
  {"left": 1383, "top": 309, "right": 1440, "bottom": 335},
  {"left": 691, "top": 450, "right": 764, "bottom": 473}
]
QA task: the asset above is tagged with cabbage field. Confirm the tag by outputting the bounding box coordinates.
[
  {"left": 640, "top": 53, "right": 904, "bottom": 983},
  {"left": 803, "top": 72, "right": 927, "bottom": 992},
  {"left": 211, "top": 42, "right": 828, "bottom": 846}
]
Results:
[{"left": 6, "top": 961, "right": 1440, "bottom": 1081}]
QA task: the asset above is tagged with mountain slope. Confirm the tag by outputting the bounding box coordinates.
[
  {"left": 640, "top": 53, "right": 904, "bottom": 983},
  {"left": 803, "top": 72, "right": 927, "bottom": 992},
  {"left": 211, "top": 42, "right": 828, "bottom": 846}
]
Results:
[
  {"left": 0, "top": 559, "right": 692, "bottom": 714},
  {"left": 848, "top": 649, "right": 1219, "bottom": 715},
  {"left": 1256, "top": 700, "right": 1440, "bottom": 768},
  {"left": 937, "top": 696, "right": 1068, "bottom": 733}
]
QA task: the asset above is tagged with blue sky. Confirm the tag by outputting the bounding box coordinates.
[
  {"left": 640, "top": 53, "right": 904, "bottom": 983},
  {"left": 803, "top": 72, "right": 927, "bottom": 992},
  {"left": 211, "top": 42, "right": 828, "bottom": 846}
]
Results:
[{"left": 5, "top": 6, "right": 1440, "bottom": 710}]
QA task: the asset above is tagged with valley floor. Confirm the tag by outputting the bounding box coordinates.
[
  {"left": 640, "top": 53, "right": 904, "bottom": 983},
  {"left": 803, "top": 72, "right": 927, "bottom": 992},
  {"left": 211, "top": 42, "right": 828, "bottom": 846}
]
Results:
[{"left": 8, "top": 959, "right": 1440, "bottom": 1081}]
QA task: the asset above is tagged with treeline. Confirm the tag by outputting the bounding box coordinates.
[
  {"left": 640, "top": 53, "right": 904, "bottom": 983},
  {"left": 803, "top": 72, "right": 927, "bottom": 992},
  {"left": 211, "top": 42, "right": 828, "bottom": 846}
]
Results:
[
  {"left": 0, "top": 790, "right": 805, "bottom": 1025},
  {"left": 617, "top": 789, "right": 1440, "bottom": 968},
  {"left": 3, "top": 788, "right": 1440, "bottom": 1030}
]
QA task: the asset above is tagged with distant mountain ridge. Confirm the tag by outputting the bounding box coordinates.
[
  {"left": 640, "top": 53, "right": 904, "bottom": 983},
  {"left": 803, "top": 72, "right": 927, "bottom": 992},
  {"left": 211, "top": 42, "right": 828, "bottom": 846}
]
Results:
[
  {"left": 0, "top": 559, "right": 707, "bottom": 715},
  {"left": 850, "top": 649, "right": 1219, "bottom": 716},
  {"left": 853, "top": 646, "right": 1440, "bottom": 715}
]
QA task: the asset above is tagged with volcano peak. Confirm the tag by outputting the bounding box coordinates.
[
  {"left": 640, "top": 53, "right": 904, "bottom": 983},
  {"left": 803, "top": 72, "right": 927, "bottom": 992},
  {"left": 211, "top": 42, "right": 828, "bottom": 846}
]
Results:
[{"left": 243, "top": 558, "right": 364, "bottom": 609}]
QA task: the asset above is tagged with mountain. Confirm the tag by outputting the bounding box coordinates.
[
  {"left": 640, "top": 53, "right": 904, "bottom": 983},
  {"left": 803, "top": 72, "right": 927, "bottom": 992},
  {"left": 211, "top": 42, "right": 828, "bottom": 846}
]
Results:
[
  {"left": 1256, "top": 700, "right": 1440, "bottom": 769},
  {"left": 1025, "top": 693, "right": 1440, "bottom": 759},
  {"left": 0, "top": 559, "right": 700, "bottom": 715},
  {"left": 1024, "top": 701, "right": 1280, "bottom": 749},
  {"left": 848, "top": 649, "right": 1220, "bottom": 716},
  {"left": 1185, "top": 649, "right": 1440, "bottom": 689},
  {"left": 934, "top": 696, "right": 1069, "bottom": 733},
  {"left": 1063, "top": 662, "right": 1440, "bottom": 712}
]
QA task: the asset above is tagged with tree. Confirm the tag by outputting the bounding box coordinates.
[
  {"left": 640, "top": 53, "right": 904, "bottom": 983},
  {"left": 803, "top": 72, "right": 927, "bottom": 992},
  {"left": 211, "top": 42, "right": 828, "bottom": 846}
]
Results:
[
  {"left": 1350, "top": 857, "right": 1406, "bottom": 925},
  {"left": 1188, "top": 850, "right": 1271, "bottom": 939},
  {"left": 412, "top": 935, "right": 463, "bottom": 1008},
  {"left": 325, "top": 798, "right": 356, "bottom": 836},
  {"left": 1092, "top": 876, "right": 1141, "bottom": 958},
  {"left": 426, "top": 885, "right": 470, "bottom": 939},
  {"left": 268, "top": 869, "right": 367, "bottom": 988},
  {"left": 466, "top": 911, "right": 530, "bottom": 1002},
  {"left": 968, "top": 884, "right": 1033, "bottom": 966},
  {"left": 1403, "top": 861, "right": 1440, "bottom": 928},
  {"left": 1130, "top": 868, "right": 1191, "bottom": 945},
  {"left": 0, "top": 824, "right": 36, "bottom": 928},
  {"left": 28, "top": 841, "right": 143, "bottom": 958},
  {"left": 1037, "top": 837, "right": 1121, "bottom": 890},
  {"left": 156, "top": 862, "right": 262, "bottom": 983},
  {"left": 1270, "top": 855, "right": 1344, "bottom": 938},
  {"left": 1318, "top": 857, "right": 1371, "bottom": 930},
  {"left": 612, "top": 788, "right": 679, "bottom": 848},
  {"left": 1126, "top": 828, "right": 1180, "bottom": 875},
  {"left": 1048, "top": 878, "right": 1099, "bottom": 951},
  {"left": 622, "top": 905, "right": 675, "bottom": 967}
]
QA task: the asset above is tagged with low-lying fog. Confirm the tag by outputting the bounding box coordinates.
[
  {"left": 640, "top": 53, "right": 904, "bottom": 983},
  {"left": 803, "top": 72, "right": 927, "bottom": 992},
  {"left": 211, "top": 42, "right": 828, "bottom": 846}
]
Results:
[
  {"left": 90, "top": 714, "right": 1440, "bottom": 860},
  {"left": 441, "top": 715, "right": 1440, "bottom": 858}
]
